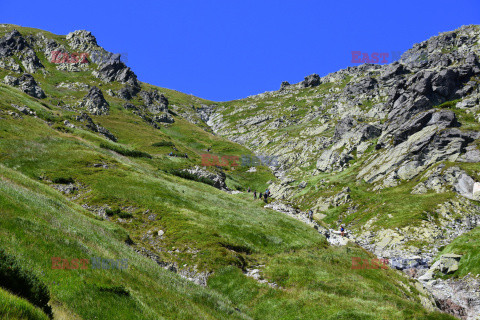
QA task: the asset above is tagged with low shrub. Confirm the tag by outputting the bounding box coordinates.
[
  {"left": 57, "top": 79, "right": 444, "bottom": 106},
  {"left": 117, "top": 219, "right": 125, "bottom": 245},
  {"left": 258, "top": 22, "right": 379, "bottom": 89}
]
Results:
[
  {"left": 100, "top": 143, "right": 152, "bottom": 159},
  {"left": 97, "top": 285, "right": 130, "bottom": 296},
  {"left": 152, "top": 141, "right": 175, "bottom": 147},
  {"left": 167, "top": 169, "right": 215, "bottom": 187},
  {"left": 0, "top": 249, "right": 52, "bottom": 318},
  {"left": 105, "top": 208, "right": 133, "bottom": 219},
  {"left": 52, "top": 177, "right": 74, "bottom": 184}
]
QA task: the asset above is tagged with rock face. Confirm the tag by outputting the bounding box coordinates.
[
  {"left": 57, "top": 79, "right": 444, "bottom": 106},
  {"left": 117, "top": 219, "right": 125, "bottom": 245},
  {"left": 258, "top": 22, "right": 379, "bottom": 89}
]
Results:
[
  {"left": 139, "top": 90, "right": 169, "bottom": 113},
  {"left": 80, "top": 86, "right": 109, "bottom": 115},
  {"left": 0, "top": 30, "right": 43, "bottom": 73},
  {"left": 4, "top": 73, "right": 46, "bottom": 98},
  {"left": 94, "top": 60, "right": 139, "bottom": 87},
  {"left": 184, "top": 166, "right": 227, "bottom": 190},
  {"left": 66, "top": 30, "right": 99, "bottom": 51},
  {"left": 301, "top": 73, "right": 321, "bottom": 88}
]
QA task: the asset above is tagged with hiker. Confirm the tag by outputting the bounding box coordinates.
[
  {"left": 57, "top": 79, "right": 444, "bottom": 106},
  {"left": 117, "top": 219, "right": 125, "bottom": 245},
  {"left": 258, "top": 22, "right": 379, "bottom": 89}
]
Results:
[
  {"left": 340, "top": 225, "right": 345, "bottom": 237},
  {"left": 184, "top": 153, "right": 188, "bottom": 158},
  {"left": 263, "top": 192, "right": 268, "bottom": 203},
  {"left": 259, "top": 192, "right": 263, "bottom": 199},
  {"left": 247, "top": 187, "right": 251, "bottom": 193},
  {"left": 308, "top": 209, "right": 313, "bottom": 221},
  {"left": 169, "top": 152, "right": 173, "bottom": 156},
  {"left": 253, "top": 190, "right": 257, "bottom": 199}
]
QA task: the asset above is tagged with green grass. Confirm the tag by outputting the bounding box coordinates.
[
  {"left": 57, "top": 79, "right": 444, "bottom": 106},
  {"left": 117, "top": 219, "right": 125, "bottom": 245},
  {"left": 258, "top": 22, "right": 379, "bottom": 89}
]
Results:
[
  {"left": 0, "top": 164, "right": 247, "bottom": 319},
  {"left": 0, "top": 287, "right": 50, "bottom": 320},
  {"left": 436, "top": 226, "right": 480, "bottom": 277}
]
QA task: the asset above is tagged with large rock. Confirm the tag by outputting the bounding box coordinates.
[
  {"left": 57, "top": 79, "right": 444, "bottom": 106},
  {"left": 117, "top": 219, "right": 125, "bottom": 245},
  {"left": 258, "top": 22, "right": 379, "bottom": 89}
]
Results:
[
  {"left": 4, "top": 74, "right": 46, "bottom": 98},
  {"left": 94, "top": 60, "right": 139, "bottom": 87},
  {"left": 419, "top": 253, "right": 462, "bottom": 281},
  {"left": 184, "top": 166, "right": 227, "bottom": 190},
  {"left": 139, "top": 90, "right": 169, "bottom": 113},
  {"left": 80, "top": 86, "right": 109, "bottom": 115},
  {"left": 0, "top": 30, "right": 43, "bottom": 73},
  {"left": 66, "top": 30, "right": 99, "bottom": 51},
  {"left": 300, "top": 74, "right": 321, "bottom": 88}
]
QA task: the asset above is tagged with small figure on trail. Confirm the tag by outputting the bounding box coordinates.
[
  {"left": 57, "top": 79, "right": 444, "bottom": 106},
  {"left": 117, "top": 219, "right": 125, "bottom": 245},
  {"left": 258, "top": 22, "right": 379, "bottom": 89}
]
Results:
[
  {"left": 259, "top": 192, "right": 263, "bottom": 199},
  {"left": 253, "top": 190, "right": 257, "bottom": 199},
  {"left": 308, "top": 209, "right": 313, "bottom": 221},
  {"left": 247, "top": 187, "right": 251, "bottom": 193},
  {"left": 184, "top": 153, "right": 188, "bottom": 158},
  {"left": 340, "top": 225, "right": 345, "bottom": 237},
  {"left": 263, "top": 192, "right": 268, "bottom": 203},
  {"left": 169, "top": 152, "right": 173, "bottom": 156}
]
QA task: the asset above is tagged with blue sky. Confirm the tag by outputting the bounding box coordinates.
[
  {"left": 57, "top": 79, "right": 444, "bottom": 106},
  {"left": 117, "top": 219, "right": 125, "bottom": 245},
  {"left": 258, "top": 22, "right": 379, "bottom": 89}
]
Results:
[{"left": 2, "top": 0, "right": 479, "bottom": 101}]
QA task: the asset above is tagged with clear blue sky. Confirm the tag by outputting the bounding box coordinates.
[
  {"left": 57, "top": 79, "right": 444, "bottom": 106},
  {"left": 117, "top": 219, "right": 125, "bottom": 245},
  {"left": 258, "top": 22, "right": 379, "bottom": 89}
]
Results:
[{"left": 2, "top": 0, "right": 479, "bottom": 101}]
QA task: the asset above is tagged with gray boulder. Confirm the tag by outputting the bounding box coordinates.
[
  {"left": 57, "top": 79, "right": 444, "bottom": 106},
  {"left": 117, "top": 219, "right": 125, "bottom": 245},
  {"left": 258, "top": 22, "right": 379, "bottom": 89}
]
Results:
[
  {"left": 95, "top": 60, "right": 139, "bottom": 87},
  {"left": 66, "top": 30, "right": 98, "bottom": 51},
  {"left": 280, "top": 81, "right": 290, "bottom": 90},
  {"left": 7, "top": 74, "right": 46, "bottom": 99},
  {"left": 301, "top": 74, "right": 321, "bottom": 88},
  {"left": 80, "top": 87, "right": 109, "bottom": 115},
  {"left": 139, "top": 90, "right": 169, "bottom": 113},
  {"left": 184, "top": 166, "right": 227, "bottom": 190}
]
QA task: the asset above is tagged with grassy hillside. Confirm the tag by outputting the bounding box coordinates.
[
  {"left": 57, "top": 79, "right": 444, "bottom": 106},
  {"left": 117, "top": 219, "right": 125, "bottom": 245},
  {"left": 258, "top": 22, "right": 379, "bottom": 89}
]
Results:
[
  {"left": 0, "top": 25, "right": 458, "bottom": 319},
  {"left": 0, "top": 287, "right": 49, "bottom": 320}
]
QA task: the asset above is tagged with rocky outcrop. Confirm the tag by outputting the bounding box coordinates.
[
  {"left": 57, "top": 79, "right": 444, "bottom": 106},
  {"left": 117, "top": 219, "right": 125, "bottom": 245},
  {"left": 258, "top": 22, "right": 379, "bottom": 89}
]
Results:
[
  {"left": 93, "top": 60, "right": 139, "bottom": 87},
  {"left": 300, "top": 73, "right": 321, "bottom": 88},
  {"left": 79, "top": 86, "right": 109, "bottom": 115},
  {"left": 75, "top": 113, "right": 117, "bottom": 141},
  {"left": 0, "top": 30, "right": 43, "bottom": 73},
  {"left": 139, "top": 90, "right": 169, "bottom": 113},
  {"left": 117, "top": 85, "right": 140, "bottom": 100},
  {"left": 66, "top": 30, "right": 98, "bottom": 51},
  {"left": 184, "top": 166, "right": 228, "bottom": 190},
  {"left": 4, "top": 73, "right": 46, "bottom": 98}
]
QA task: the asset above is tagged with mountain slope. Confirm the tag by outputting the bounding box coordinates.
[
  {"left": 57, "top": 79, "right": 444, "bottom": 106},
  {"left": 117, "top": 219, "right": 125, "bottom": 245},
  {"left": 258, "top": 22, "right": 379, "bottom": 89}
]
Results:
[{"left": 0, "top": 23, "right": 469, "bottom": 319}]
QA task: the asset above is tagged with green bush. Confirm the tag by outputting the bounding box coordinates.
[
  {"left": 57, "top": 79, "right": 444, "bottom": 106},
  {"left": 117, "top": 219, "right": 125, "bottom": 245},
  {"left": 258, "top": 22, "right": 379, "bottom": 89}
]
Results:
[
  {"left": 52, "top": 177, "right": 74, "bottom": 184},
  {"left": 105, "top": 208, "right": 133, "bottom": 219},
  {"left": 152, "top": 141, "right": 175, "bottom": 147},
  {"left": 97, "top": 285, "right": 130, "bottom": 296},
  {"left": 167, "top": 169, "right": 215, "bottom": 187},
  {"left": 0, "top": 249, "right": 52, "bottom": 318},
  {"left": 100, "top": 143, "right": 152, "bottom": 159}
]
